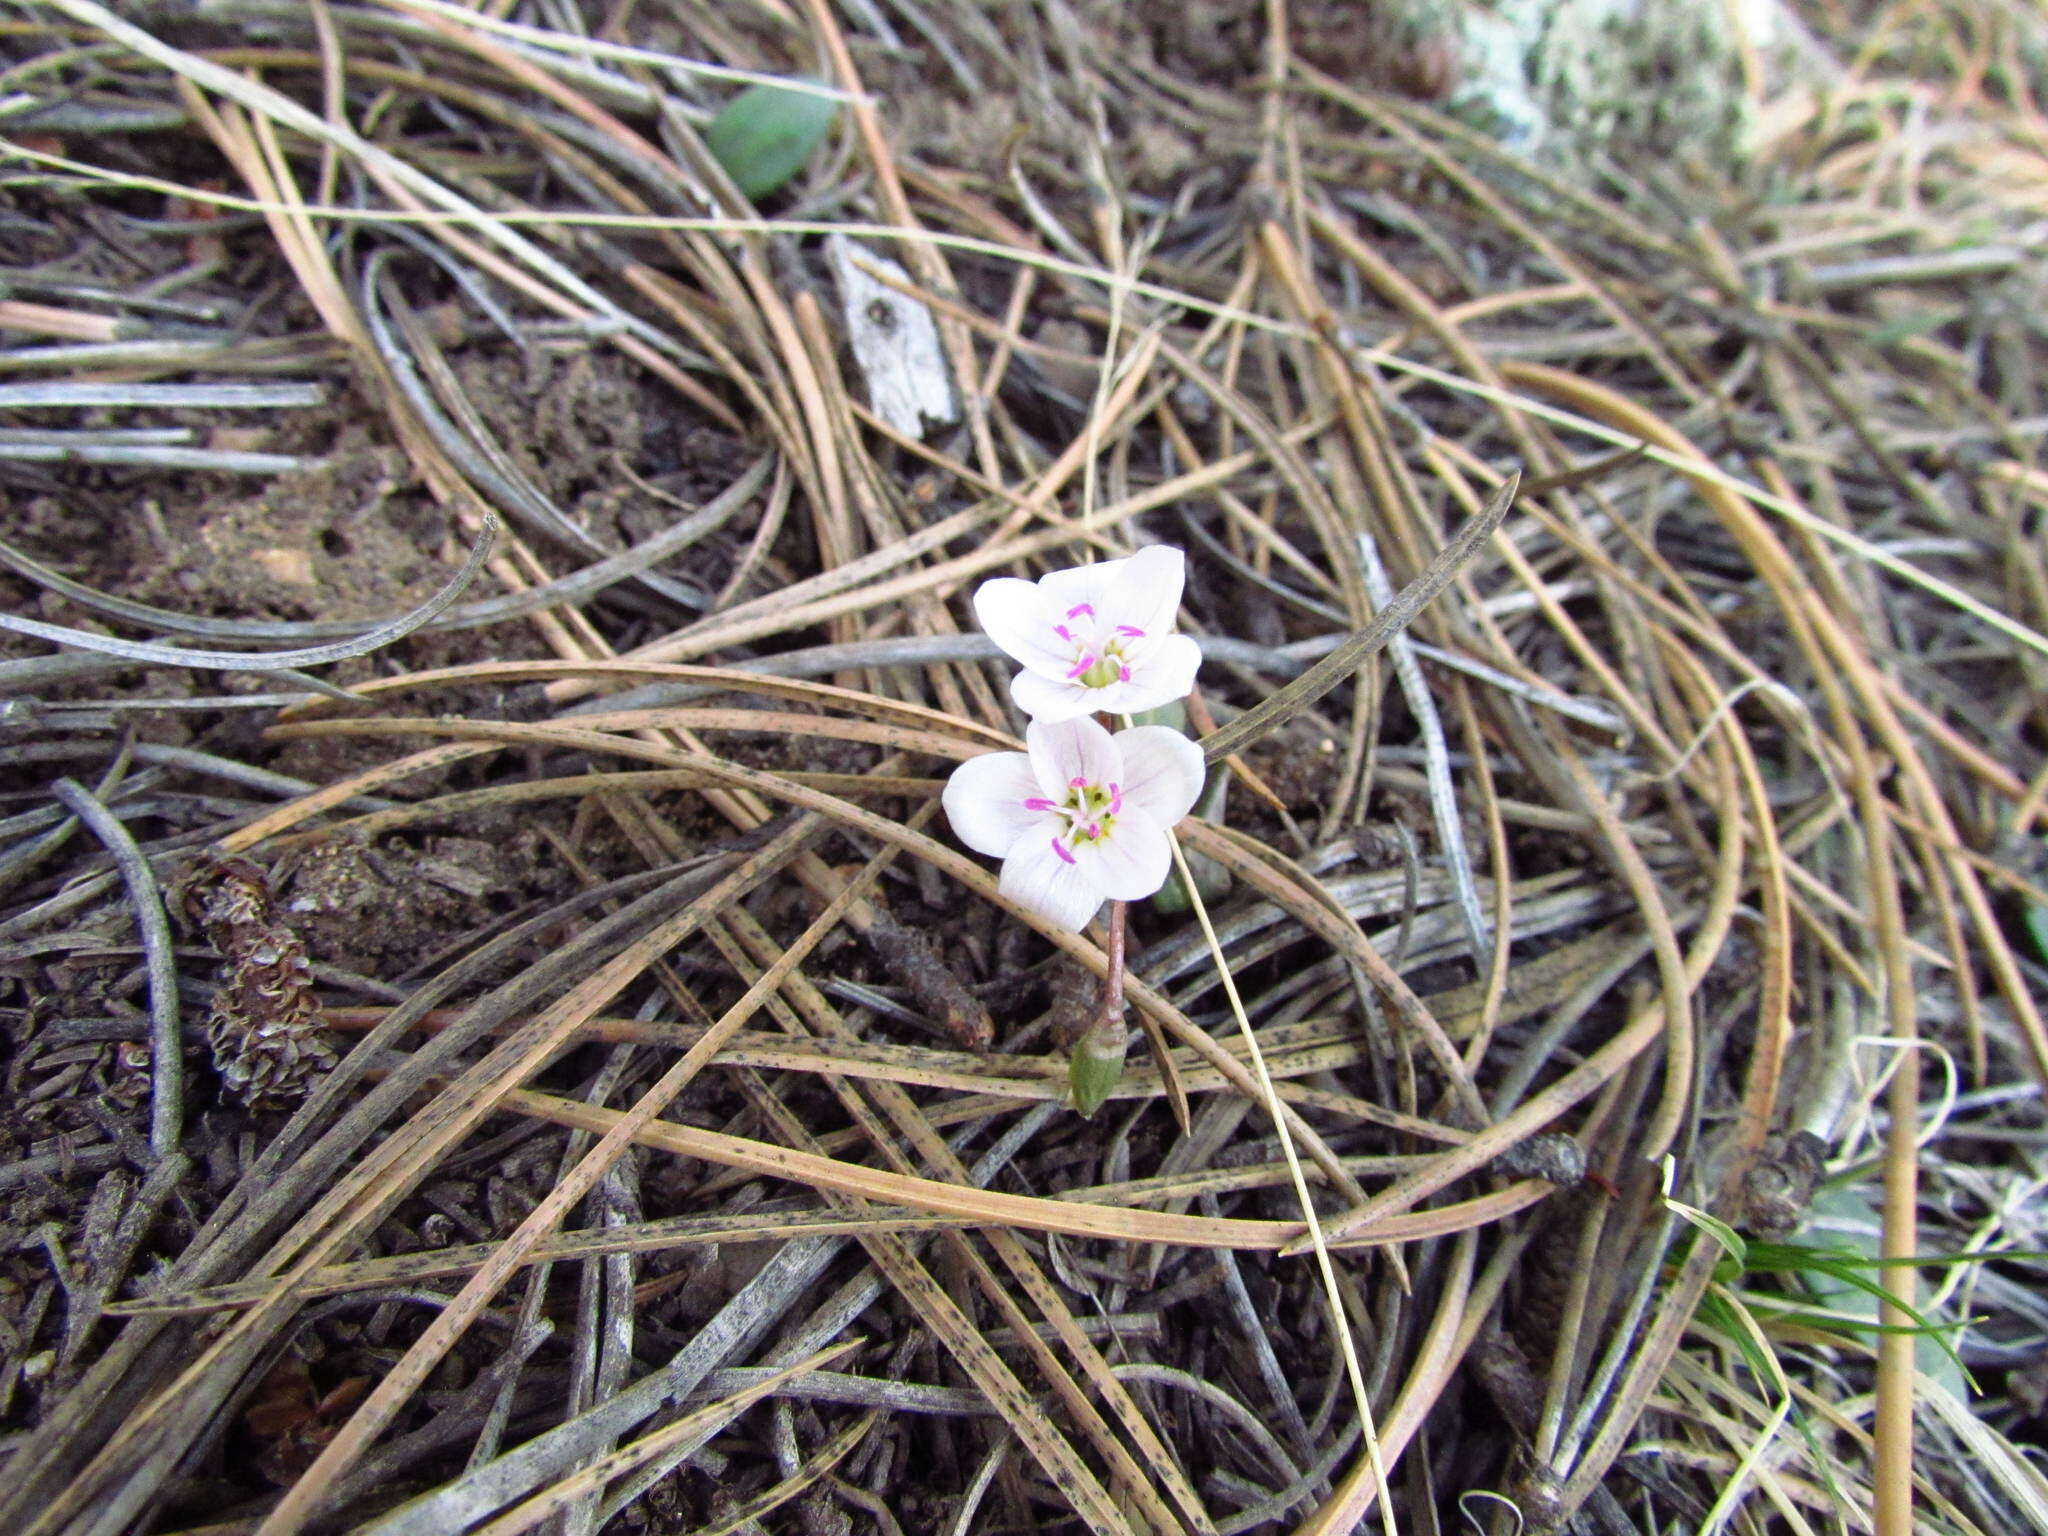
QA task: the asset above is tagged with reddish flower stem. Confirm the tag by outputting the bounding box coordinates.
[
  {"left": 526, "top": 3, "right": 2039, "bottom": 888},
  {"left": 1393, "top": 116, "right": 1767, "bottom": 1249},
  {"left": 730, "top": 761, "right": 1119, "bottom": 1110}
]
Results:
[
  {"left": 1088, "top": 707, "right": 1129, "bottom": 1037},
  {"left": 1090, "top": 898, "right": 1128, "bottom": 1037}
]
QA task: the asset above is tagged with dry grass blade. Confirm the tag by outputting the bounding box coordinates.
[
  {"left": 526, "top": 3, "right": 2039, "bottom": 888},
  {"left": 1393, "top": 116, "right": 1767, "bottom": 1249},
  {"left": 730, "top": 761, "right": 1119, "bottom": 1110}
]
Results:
[
  {"left": 246, "top": 828, "right": 849, "bottom": 1531},
  {"left": 502, "top": 1086, "right": 1542, "bottom": 1252},
  {"left": 677, "top": 1410, "right": 881, "bottom": 1536}
]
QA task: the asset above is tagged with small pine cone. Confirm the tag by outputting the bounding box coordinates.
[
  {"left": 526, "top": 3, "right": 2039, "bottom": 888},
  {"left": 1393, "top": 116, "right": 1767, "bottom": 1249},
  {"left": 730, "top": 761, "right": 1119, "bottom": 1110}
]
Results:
[
  {"left": 182, "top": 853, "right": 338, "bottom": 1107},
  {"left": 209, "top": 1005, "right": 338, "bottom": 1107}
]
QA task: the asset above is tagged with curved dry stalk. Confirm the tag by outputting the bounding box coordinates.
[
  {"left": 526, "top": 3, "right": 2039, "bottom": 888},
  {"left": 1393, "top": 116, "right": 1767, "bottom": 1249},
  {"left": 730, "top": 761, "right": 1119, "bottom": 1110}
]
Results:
[{"left": 47, "top": 777, "right": 182, "bottom": 1159}]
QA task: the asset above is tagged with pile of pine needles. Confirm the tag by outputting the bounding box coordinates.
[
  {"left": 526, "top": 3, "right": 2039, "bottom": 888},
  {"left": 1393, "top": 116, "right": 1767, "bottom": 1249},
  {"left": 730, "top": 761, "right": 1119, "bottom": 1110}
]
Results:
[{"left": 3, "top": 1, "right": 2048, "bottom": 1532}]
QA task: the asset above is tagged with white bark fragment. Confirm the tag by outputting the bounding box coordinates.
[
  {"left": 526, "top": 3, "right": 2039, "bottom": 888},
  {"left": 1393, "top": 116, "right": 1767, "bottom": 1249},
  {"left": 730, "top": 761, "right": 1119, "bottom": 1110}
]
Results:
[{"left": 826, "top": 235, "right": 957, "bottom": 438}]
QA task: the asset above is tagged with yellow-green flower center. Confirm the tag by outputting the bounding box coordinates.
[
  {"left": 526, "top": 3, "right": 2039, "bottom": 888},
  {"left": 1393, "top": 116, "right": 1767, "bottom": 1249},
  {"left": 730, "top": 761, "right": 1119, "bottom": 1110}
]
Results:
[
  {"left": 1066, "top": 781, "right": 1118, "bottom": 842},
  {"left": 1035, "top": 778, "right": 1123, "bottom": 859},
  {"left": 1053, "top": 607, "right": 1147, "bottom": 692},
  {"left": 1076, "top": 654, "right": 1122, "bottom": 688}
]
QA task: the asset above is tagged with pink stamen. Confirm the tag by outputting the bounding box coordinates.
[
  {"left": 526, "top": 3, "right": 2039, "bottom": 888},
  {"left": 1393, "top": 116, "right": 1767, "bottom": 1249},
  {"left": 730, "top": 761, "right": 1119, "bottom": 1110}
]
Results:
[
  {"left": 1065, "top": 654, "right": 1096, "bottom": 680},
  {"left": 1023, "top": 797, "right": 1057, "bottom": 812},
  {"left": 1066, "top": 603, "right": 1095, "bottom": 620},
  {"left": 1118, "top": 664, "right": 1131, "bottom": 682},
  {"left": 1086, "top": 822, "right": 1102, "bottom": 839},
  {"left": 1053, "top": 624, "right": 1074, "bottom": 643},
  {"left": 1069, "top": 776, "right": 1089, "bottom": 789},
  {"left": 1051, "top": 838, "right": 1077, "bottom": 865},
  {"left": 1116, "top": 624, "right": 1146, "bottom": 638},
  {"left": 1108, "top": 783, "right": 1123, "bottom": 815}
]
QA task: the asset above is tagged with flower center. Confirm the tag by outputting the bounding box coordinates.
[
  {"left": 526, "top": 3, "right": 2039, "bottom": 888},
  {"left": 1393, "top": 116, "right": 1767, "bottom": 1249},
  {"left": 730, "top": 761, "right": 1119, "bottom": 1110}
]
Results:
[
  {"left": 1024, "top": 775, "right": 1123, "bottom": 863},
  {"left": 1051, "top": 603, "right": 1146, "bottom": 690}
]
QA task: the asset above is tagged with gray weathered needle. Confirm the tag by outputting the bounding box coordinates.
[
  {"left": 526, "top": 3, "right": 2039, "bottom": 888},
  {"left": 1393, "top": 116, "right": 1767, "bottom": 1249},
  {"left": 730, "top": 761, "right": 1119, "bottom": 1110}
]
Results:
[{"left": 1199, "top": 472, "right": 1520, "bottom": 764}]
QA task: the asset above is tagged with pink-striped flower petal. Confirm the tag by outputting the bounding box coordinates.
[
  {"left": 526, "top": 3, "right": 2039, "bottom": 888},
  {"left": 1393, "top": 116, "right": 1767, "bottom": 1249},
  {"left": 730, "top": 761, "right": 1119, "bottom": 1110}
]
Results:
[
  {"left": 999, "top": 837, "right": 1107, "bottom": 932},
  {"left": 1113, "top": 725, "right": 1206, "bottom": 827},
  {"left": 1026, "top": 716, "right": 1121, "bottom": 802},
  {"left": 972, "top": 545, "right": 1199, "bottom": 721},
  {"left": 942, "top": 749, "right": 1056, "bottom": 858},
  {"left": 944, "top": 719, "right": 1203, "bottom": 933},
  {"left": 1070, "top": 803, "right": 1171, "bottom": 901}
]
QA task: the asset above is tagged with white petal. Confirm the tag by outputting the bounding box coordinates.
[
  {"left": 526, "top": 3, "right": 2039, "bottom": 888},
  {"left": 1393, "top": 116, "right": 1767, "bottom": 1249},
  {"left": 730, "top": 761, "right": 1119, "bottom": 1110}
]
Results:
[
  {"left": 942, "top": 751, "right": 1055, "bottom": 858},
  {"left": 1000, "top": 837, "right": 1106, "bottom": 932},
  {"left": 1069, "top": 679, "right": 1138, "bottom": 717},
  {"left": 1010, "top": 667, "right": 1093, "bottom": 723},
  {"left": 973, "top": 577, "right": 1068, "bottom": 675},
  {"left": 1115, "top": 545, "right": 1187, "bottom": 640},
  {"left": 1036, "top": 556, "right": 1127, "bottom": 625},
  {"left": 1106, "top": 678, "right": 1190, "bottom": 718},
  {"left": 1076, "top": 804, "right": 1171, "bottom": 900},
  {"left": 1027, "top": 714, "right": 1121, "bottom": 799},
  {"left": 1115, "top": 726, "right": 1207, "bottom": 826},
  {"left": 1122, "top": 633, "right": 1201, "bottom": 709}
]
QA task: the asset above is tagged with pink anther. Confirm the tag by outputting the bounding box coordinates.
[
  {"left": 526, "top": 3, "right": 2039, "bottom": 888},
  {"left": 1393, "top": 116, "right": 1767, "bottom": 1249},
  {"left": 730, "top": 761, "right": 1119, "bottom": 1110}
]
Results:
[
  {"left": 1051, "top": 838, "right": 1077, "bottom": 865},
  {"left": 1116, "top": 624, "right": 1146, "bottom": 638},
  {"left": 1065, "top": 654, "right": 1096, "bottom": 680},
  {"left": 1066, "top": 603, "right": 1095, "bottom": 620},
  {"left": 1069, "top": 776, "right": 1089, "bottom": 789},
  {"left": 1053, "top": 624, "right": 1074, "bottom": 643},
  {"left": 1107, "top": 783, "right": 1123, "bottom": 815},
  {"left": 1024, "top": 797, "right": 1057, "bottom": 812},
  {"left": 1118, "top": 664, "right": 1131, "bottom": 682}
]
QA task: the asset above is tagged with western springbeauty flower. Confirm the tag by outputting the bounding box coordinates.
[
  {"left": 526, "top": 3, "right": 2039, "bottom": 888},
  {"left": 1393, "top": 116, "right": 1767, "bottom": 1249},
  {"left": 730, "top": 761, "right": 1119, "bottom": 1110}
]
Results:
[
  {"left": 943, "top": 714, "right": 1207, "bottom": 932},
  {"left": 973, "top": 546, "right": 1201, "bottom": 722}
]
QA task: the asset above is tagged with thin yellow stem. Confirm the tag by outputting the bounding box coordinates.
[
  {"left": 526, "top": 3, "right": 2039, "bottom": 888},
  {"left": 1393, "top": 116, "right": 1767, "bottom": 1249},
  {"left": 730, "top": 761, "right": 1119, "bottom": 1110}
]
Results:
[{"left": 1164, "top": 825, "right": 1397, "bottom": 1535}]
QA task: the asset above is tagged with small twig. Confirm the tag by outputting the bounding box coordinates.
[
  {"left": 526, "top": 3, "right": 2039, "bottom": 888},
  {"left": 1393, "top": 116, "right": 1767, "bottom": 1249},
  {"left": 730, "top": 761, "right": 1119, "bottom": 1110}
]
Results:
[
  {"left": 55, "top": 1153, "right": 189, "bottom": 1381},
  {"left": 50, "top": 777, "right": 182, "bottom": 1158},
  {"left": 945, "top": 1443, "right": 1009, "bottom": 1536}
]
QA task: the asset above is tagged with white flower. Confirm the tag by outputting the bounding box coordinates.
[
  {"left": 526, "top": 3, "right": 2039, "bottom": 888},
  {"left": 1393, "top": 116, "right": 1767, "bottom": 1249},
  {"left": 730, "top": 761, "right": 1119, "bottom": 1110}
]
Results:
[
  {"left": 972, "top": 546, "right": 1202, "bottom": 722},
  {"left": 942, "top": 715, "right": 1207, "bottom": 932}
]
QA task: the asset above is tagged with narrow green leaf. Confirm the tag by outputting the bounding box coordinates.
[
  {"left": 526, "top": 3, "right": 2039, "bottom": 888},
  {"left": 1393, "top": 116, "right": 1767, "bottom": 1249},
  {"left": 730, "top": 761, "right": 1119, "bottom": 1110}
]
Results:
[
  {"left": 704, "top": 82, "right": 839, "bottom": 199},
  {"left": 1670, "top": 1198, "right": 1748, "bottom": 1272},
  {"left": 1786, "top": 1185, "right": 1974, "bottom": 1395},
  {"left": 2025, "top": 893, "right": 2048, "bottom": 967}
]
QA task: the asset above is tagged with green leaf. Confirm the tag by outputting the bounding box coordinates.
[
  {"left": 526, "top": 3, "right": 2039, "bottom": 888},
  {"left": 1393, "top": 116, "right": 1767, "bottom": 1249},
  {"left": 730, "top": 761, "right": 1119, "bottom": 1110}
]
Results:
[
  {"left": 1790, "top": 1186, "right": 1974, "bottom": 1396},
  {"left": 1129, "top": 702, "right": 1190, "bottom": 731},
  {"left": 2025, "top": 890, "right": 2048, "bottom": 968},
  {"left": 1150, "top": 846, "right": 1232, "bottom": 913},
  {"left": 704, "top": 82, "right": 839, "bottom": 199},
  {"left": 1670, "top": 1197, "right": 1748, "bottom": 1273},
  {"left": 1694, "top": 1289, "right": 1778, "bottom": 1389}
]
